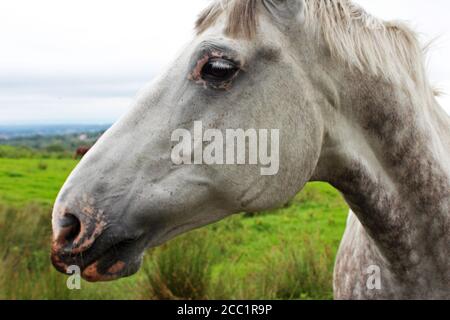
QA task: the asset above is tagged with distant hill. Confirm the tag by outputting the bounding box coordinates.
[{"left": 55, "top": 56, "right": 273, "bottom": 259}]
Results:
[
  {"left": 0, "top": 124, "right": 112, "bottom": 156},
  {"left": 0, "top": 124, "right": 111, "bottom": 140}
]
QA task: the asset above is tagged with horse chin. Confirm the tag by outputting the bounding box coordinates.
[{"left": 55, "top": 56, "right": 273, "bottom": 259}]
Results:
[
  {"left": 86, "top": 234, "right": 171, "bottom": 282},
  {"left": 51, "top": 235, "right": 145, "bottom": 282},
  {"left": 81, "top": 255, "right": 143, "bottom": 282}
]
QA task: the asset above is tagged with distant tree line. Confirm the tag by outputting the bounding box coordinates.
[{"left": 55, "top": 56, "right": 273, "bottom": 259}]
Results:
[{"left": 0, "top": 131, "right": 104, "bottom": 159}]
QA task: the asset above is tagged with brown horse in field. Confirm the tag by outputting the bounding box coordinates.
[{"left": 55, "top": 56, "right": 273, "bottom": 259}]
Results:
[{"left": 74, "top": 146, "right": 91, "bottom": 159}]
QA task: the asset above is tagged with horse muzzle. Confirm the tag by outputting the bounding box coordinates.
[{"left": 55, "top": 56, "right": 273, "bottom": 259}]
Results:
[{"left": 51, "top": 201, "right": 144, "bottom": 282}]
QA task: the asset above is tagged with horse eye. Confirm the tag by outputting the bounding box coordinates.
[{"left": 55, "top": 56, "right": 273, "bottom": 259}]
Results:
[{"left": 201, "top": 58, "right": 239, "bottom": 83}]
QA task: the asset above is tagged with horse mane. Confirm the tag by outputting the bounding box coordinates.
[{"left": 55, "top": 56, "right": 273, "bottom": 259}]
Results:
[{"left": 196, "top": 0, "right": 431, "bottom": 89}]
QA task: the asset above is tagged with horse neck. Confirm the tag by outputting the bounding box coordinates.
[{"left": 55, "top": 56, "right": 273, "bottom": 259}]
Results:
[{"left": 312, "top": 72, "right": 450, "bottom": 274}]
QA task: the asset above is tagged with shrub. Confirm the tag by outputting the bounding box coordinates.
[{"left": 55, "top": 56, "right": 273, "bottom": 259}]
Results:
[
  {"left": 0, "top": 145, "right": 35, "bottom": 158},
  {"left": 256, "top": 236, "right": 334, "bottom": 300},
  {"left": 45, "top": 144, "right": 65, "bottom": 153},
  {"left": 141, "top": 230, "right": 218, "bottom": 300},
  {"left": 37, "top": 161, "right": 48, "bottom": 171},
  {"left": 0, "top": 145, "right": 72, "bottom": 159}
]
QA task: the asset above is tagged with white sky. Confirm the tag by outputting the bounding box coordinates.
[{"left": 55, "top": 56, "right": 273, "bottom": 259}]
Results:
[{"left": 0, "top": 0, "right": 449, "bottom": 124}]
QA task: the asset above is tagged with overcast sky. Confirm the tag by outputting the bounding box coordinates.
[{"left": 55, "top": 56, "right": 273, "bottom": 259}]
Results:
[{"left": 0, "top": 0, "right": 449, "bottom": 125}]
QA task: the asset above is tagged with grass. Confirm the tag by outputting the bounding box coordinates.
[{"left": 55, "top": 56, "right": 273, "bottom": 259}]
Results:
[
  {"left": 0, "top": 157, "right": 349, "bottom": 300},
  {"left": 0, "top": 158, "right": 77, "bottom": 206}
]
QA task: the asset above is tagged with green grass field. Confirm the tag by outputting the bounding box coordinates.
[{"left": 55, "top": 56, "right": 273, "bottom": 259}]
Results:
[
  {"left": 0, "top": 158, "right": 349, "bottom": 300},
  {"left": 0, "top": 158, "right": 77, "bottom": 206}
]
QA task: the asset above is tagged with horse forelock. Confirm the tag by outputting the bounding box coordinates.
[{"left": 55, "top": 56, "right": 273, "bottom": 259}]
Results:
[
  {"left": 195, "top": 0, "right": 433, "bottom": 91},
  {"left": 196, "top": 0, "right": 259, "bottom": 39}
]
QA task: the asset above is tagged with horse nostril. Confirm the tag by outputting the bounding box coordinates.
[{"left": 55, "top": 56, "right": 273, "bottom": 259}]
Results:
[
  {"left": 58, "top": 214, "right": 82, "bottom": 244},
  {"left": 53, "top": 206, "right": 107, "bottom": 258}
]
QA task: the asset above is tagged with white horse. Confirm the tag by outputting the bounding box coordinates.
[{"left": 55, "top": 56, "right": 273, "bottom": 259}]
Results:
[{"left": 51, "top": 0, "right": 450, "bottom": 299}]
